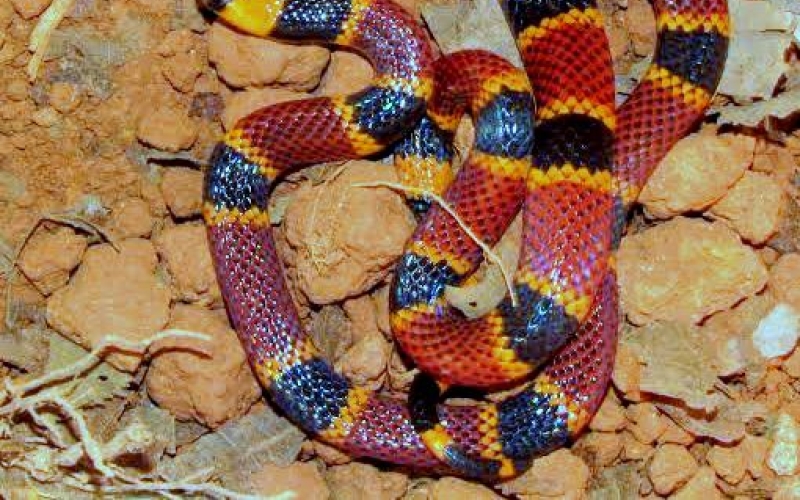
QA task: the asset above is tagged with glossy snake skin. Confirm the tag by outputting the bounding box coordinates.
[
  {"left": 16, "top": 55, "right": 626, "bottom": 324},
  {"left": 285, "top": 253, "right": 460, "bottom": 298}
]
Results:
[{"left": 200, "top": 0, "right": 729, "bottom": 480}]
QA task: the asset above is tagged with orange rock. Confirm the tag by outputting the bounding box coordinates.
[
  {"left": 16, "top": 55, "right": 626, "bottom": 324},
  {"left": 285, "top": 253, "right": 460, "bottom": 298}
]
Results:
[
  {"left": 607, "top": 12, "right": 630, "bottom": 66},
  {"left": 783, "top": 346, "right": 800, "bottom": 378},
  {"left": 308, "top": 440, "right": 352, "bottom": 466},
  {"left": 137, "top": 105, "right": 199, "bottom": 152},
  {"left": 146, "top": 304, "right": 260, "bottom": 428},
  {"left": 575, "top": 431, "right": 623, "bottom": 468},
  {"left": 611, "top": 342, "right": 642, "bottom": 400},
  {"left": 658, "top": 416, "right": 695, "bottom": 446},
  {"left": 46, "top": 239, "right": 171, "bottom": 371},
  {"left": 626, "top": 403, "right": 668, "bottom": 444},
  {"left": 702, "top": 293, "right": 775, "bottom": 377},
  {"left": 371, "top": 285, "right": 391, "bottom": 335},
  {"left": 709, "top": 171, "right": 786, "bottom": 244},
  {"left": 319, "top": 51, "right": 374, "bottom": 96},
  {"left": 222, "top": 88, "right": 307, "bottom": 131},
  {"left": 325, "top": 462, "right": 408, "bottom": 499},
  {"left": 394, "top": 0, "right": 422, "bottom": 18},
  {"left": 18, "top": 227, "right": 87, "bottom": 295},
  {"left": 759, "top": 247, "right": 780, "bottom": 266},
  {"left": 246, "top": 462, "right": 329, "bottom": 499},
  {"left": 753, "top": 141, "right": 796, "bottom": 188},
  {"left": 500, "top": 449, "right": 589, "bottom": 498},
  {"left": 5, "top": 78, "right": 29, "bottom": 101},
  {"left": 49, "top": 82, "right": 82, "bottom": 114},
  {"left": 110, "top": 197, "right": 154, "bottom": 239},
  {"left": 638, "top": 132, "right": 755, "bottom": 219},
  {"left": 158, "top": 30, "right": 206, "bottom": 93},
  {"left": 618, "top": 217, "right": 768, "bottom": 325},
  {"left": 770, "top": 253, "right": 800, "bottom": 310},
  {"left": 707, "top": 444, "right": 747, "bottom": 485},
  {"left": 590, "top": 393, "right": 628, "bottom": 432},
  {"left": 336, "top": 328, "right": 389, "bottom": 387},
  {"left": 10, "top": 0, "right": 50, "bottom": 19},
  {"left": 742, "top": 434, "right": 771, "bottom": 478},
  {"left": 140, "top": 177, "right": 170, "bottom": 217},
  {"left": 621, "top": 430, "right": 653, "bottom": 461},
  {"left": 625, "top": 0, "right": 656, "bottom": 56},
  {"left": 429, "top": 477, "right": 501, "bottom": 499},
  {"left": 160, "top": 166, "right": 203, "bottom": 218},
  {"left": 648, "top": 443, "right": 699, "bottom": 495},
  {"left": 154, "top": 223, "right": 222, "bottom": 307},
  {"left": 32, "top": 107, "right": 60, "bottom": 128},
  {"left": 671, "top": 467, "right": 724, "bottom": 500},
  {"left": 282, "top": 160, "right": 415, "bottom": 304},
  {"left": 343, "top": 295, "right": 381, "bottom": 343},
  {"left": 207, "top": 23, "right": 329, "bottom": 90}
]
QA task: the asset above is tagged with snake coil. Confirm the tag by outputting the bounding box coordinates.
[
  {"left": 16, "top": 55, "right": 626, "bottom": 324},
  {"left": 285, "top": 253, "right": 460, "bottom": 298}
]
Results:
[{"left": 201, "top": 0, "right": 729, "bottom": 481}]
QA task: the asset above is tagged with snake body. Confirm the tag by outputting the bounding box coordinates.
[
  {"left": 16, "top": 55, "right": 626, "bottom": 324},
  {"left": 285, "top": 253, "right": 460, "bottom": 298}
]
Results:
[{"left": 201, "top": 0, "right": 729, "bottom": 481}]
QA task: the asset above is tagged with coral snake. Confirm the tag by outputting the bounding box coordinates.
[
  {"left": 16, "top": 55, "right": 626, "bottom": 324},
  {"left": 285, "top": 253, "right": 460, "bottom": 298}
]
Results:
[{"left": 200, "top": 0, "right": 729, "bottom": 481}]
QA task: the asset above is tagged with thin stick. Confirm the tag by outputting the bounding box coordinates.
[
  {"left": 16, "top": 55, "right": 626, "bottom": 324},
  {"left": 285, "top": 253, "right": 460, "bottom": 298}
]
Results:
[{"left": 6, "top": 330, "right": 210, "bottom": 399}]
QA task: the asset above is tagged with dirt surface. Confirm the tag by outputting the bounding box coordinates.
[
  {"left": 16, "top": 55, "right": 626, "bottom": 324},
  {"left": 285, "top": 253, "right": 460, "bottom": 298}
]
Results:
[{"left": 1, "top": 0, "right": 800, "bottom": 498}]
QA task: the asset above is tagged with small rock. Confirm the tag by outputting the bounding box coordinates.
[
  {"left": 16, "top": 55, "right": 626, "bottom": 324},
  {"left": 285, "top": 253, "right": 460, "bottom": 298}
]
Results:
[
  {"left": 702, "top": 294, "right": 775, "bottom": 377},
  {"left": 32, "top": 107, "right": 59, "bottom": 127},
  {"left": 742, "top": 434, "right": 770, "bottom": 478},
  {"left": 10, "top": 0, "right": 50, "bottom": 19},
  {"left": 5, "top": 78, "right": 29, "bottom": 101},
  {"left": 208, "top": 23, "right": 329, "bottom": 90},
  {"left": 336, "top": 329, "right": 390, "bottom": 387},
  {"left": 648, "top": 444, "right": 698, "bottom": 495},
  {"left": 768, "top": 413, "right": 799, "bottom": 476},
  {"left": 639, "top": 132, "right": 755, "bottom": 219},
  {"left": 753, "top": 141, "right": 796, "bottom": 187},
  {"left": 671, "top": 467, "right": 724, "bottom": 500},
  {"left": 47, "top": 239, "right": 171, "bottom": 371},
  {"left": 429, "top": 477, "right": 501, "bottom": 499},
  {"left": 320, "top": 51, "right": 374, "bottom": 96},
  {"left": 618, "top": 217, "right": 768, "bottom": 325},
  {"left": 709, "top": 171, "right": 786, "bottom": 244},
  {"left": 137, "top": 105, "right": 199, "bottom": 152},
  {"left": 146, "top": 304, "right": 260, "bottom": 428},
  {"left": 783, "top": 346, "right": 800, "bottom": 378},
  {"left": 590, "top": 393, "right": 628, "bottom": 432},
  {"left": 282, "top": 160, "right": 415, "bottom": 304},
  {"left": 626, "top": 403, "right": 667, "bottom": 444},
  {"left": 658, "top": 417, "right": 695, "bottom": 446},
  {"left": 500, "top": 449, "right": 589, "bottom": 498},
  {"left": 160, "top": 166, "right": 204, "bottom": 218},
  {"left": 706, "top": 444, "right": 747, "bottom": 485},
  {"left": 18, "top": 227, "right": 87, "bottom": 295},
  {"left": 769, "top": 253, "right": 800, "bottom": 310},
  {"left": 575, "top": 432, "right": 623, "bottom": 468},
  {"left": 309, "top": 440, "right": 352, "bottom": 466},
  {"left": 154, "top": 223, "right": 222, "bottom": 306},
  {"left": 752, "top": 304, "right": 800, "bottom": 359},
  {"left": 625, "top": 0, "right": 656, "bottom": 56},
  {"left": 325, "top": 462, "right": 408, "bottom": 500},
  {"left": 110, "top": 198, "right": 154, "bottom": 239},
  {"left": 247, "top": 462, "right": 329, "bottom": 499},
  {"left": 49, "top": 82, "right": 82, "bottom": 113},
  {"left": 621, "top": 430, "right": 653, "bottom": 461},
  {"left": 158, "top": 30, "right": 205, "bottom": 93},
  {"left": 611, "top": 342, "right": 642, "bottom": 401}
]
